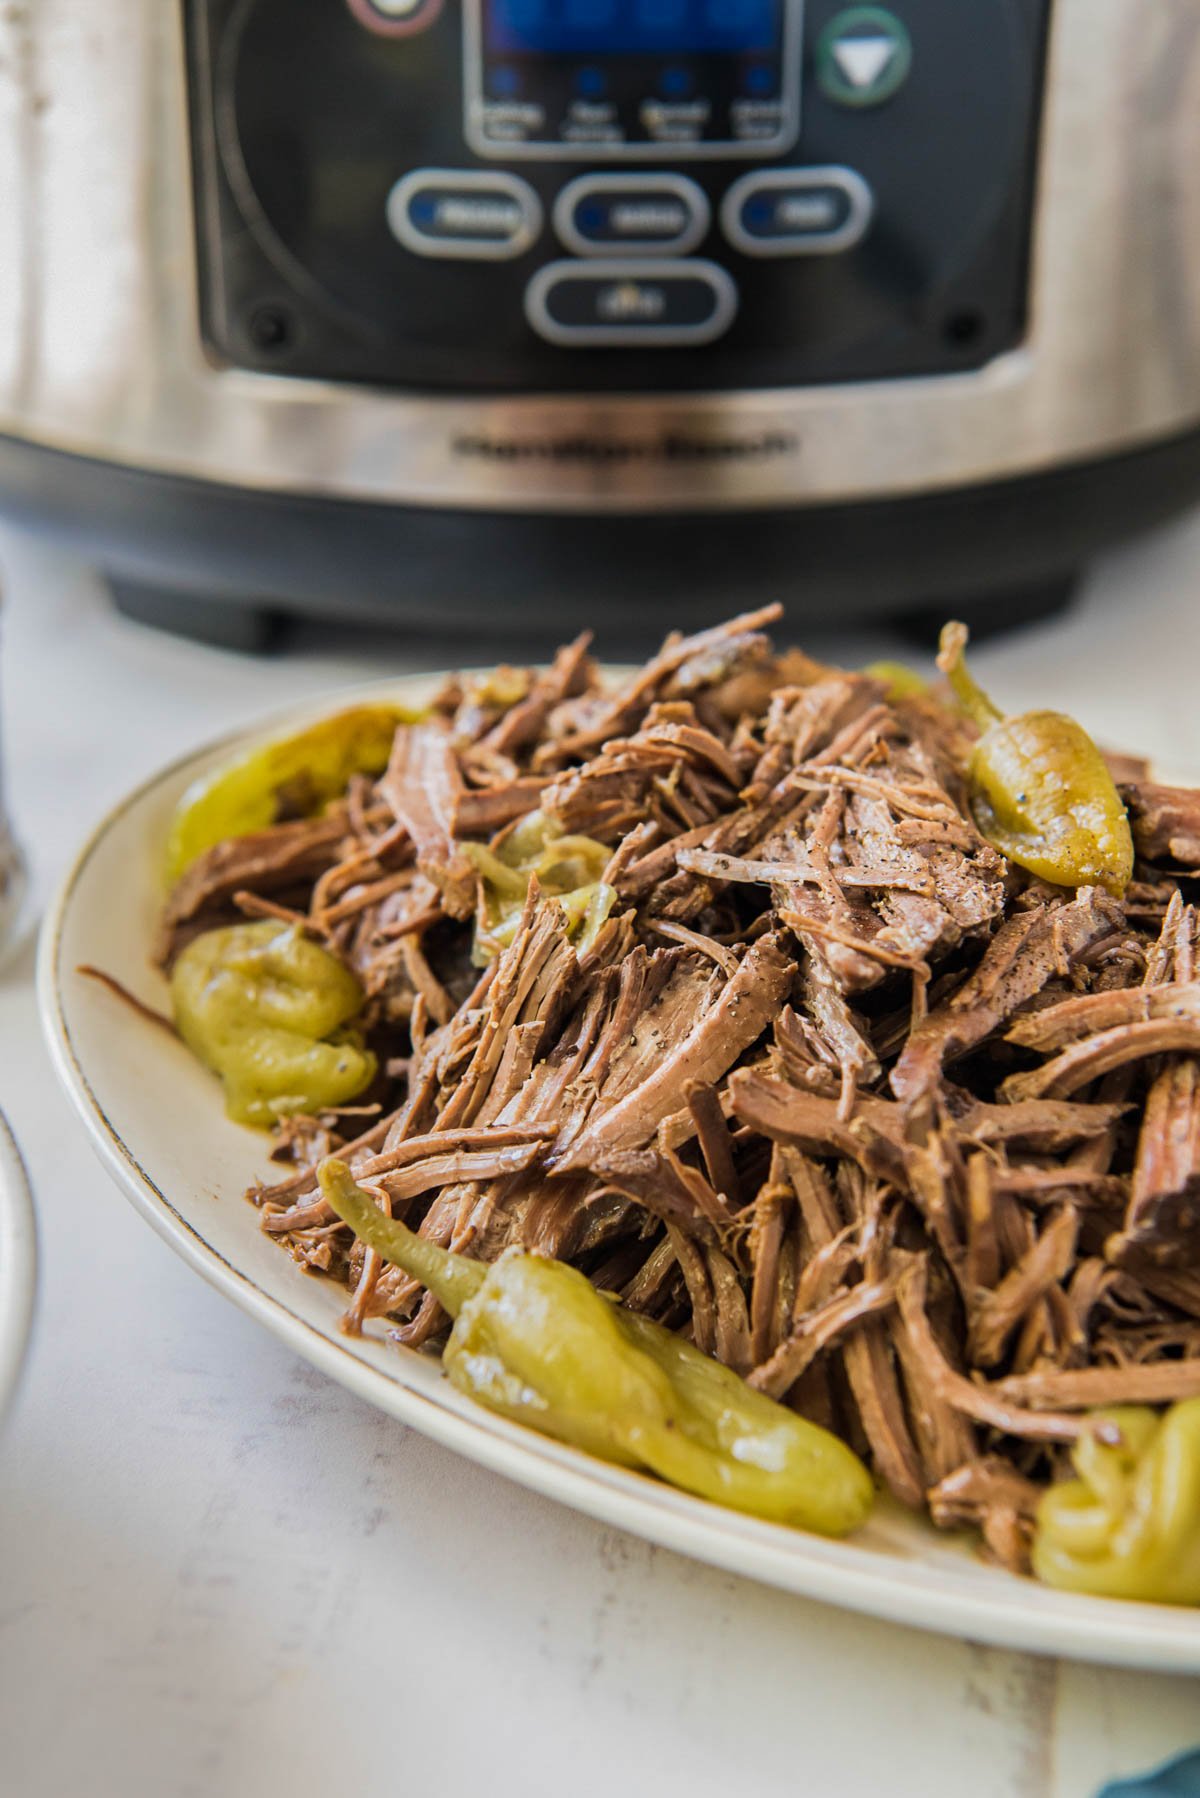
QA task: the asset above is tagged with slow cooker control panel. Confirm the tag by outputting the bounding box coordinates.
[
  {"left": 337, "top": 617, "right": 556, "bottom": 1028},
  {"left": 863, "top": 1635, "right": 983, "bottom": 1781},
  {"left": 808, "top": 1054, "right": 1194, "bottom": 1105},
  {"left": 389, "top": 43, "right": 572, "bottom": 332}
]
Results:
[{"left": 186, "top": 0, "right": 1049, "bottom": 390}]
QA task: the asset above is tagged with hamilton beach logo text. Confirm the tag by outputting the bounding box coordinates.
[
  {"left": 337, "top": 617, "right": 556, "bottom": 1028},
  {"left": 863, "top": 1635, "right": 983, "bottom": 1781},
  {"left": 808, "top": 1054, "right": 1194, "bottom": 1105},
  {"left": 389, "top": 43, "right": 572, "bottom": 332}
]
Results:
[{"left": 452, "top": 430, "right": 799, "bottom": 465}]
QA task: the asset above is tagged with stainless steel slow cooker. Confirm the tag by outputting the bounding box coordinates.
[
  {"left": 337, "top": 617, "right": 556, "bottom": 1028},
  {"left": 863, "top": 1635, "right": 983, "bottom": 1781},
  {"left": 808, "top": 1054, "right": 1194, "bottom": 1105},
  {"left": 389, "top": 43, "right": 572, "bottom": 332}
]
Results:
[{"left": 0, "top": 0, "right": 1198, "bottom": 646}]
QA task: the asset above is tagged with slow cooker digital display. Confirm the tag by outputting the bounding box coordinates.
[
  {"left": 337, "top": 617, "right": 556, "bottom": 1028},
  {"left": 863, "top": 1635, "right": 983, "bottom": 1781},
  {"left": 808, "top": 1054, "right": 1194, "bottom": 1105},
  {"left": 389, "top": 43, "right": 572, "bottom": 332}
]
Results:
[
  {"left": 467, "top": 0, "right": 799, "bottom": 157},
  {"left": 485, "top": 0, "right": 780, "bottom": 55}
]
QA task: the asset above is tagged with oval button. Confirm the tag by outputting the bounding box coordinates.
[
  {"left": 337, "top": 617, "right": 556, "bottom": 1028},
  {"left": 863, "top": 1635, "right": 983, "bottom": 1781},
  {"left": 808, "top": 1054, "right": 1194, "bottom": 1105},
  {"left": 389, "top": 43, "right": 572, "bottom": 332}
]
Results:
[
  {"left": 721, "top": 167, "right": 873, "bottom": 257},
  {"left": 387, "top": 170, "right": 542, "bottom": 260},
  {"left": 554, "top": 174, "right": 710, "bottom": 258},
  {"left": 525, "top": 260, "right": 737, "bottom": 347}
]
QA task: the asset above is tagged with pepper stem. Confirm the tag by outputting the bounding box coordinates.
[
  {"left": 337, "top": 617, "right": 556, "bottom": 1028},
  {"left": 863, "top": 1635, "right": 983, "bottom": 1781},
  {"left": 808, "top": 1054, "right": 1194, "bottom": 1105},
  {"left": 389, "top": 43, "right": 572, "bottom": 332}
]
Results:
[
  {"left": 937, "top": 621, "right": 1004, "bottom": 733},
  {"left": 318, "top": 1158, "right": 486, "bottom": 1318}
]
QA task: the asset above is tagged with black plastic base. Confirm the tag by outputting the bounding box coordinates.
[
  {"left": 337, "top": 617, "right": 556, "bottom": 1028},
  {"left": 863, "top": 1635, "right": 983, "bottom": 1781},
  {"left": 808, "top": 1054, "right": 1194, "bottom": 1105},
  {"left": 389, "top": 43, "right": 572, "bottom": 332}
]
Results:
[
  {"left": 895, "top": 569, "right": 1080, "bottom": 647},
  {"left": 108, "top": 578, "right": 288, "bottom": 653},
  {"left": 1, "top": 422, "right": 1198, "bottom": 651},
  {"left": 107, "top": 565, "right": 1083, "bottom": 654}
]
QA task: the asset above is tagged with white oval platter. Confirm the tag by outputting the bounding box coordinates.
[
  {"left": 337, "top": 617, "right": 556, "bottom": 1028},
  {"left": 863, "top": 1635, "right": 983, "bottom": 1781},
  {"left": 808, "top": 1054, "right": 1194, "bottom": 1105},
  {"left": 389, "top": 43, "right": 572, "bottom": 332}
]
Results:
[{"left": 37, "top": 676, "right": 1200, "bottom": 1672}]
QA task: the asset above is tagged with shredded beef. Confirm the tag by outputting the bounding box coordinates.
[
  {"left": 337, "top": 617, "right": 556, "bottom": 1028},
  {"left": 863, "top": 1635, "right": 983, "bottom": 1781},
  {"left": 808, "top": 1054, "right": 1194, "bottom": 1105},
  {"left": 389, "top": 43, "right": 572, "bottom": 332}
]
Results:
[
  {"left": 151, "top": 610, "right": 1200, "bottom": 1575},
  {"left": 1122, "top": 780, "right": 1200, "bottom": 869}
]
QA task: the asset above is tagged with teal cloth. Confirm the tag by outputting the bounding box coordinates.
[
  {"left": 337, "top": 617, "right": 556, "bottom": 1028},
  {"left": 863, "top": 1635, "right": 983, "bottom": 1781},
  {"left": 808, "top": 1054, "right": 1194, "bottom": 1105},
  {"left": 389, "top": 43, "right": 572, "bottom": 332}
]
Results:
[{"left": 1100, "top": 1752, "right": 1200, "bottom": 1797}]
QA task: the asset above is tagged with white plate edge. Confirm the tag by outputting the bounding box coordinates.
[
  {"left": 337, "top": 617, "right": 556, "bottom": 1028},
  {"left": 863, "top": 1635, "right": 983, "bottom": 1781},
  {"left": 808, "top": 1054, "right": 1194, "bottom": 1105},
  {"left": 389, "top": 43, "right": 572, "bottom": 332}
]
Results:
[{"left": 0, "top": 1106, "right": 38, "bottom": 1429}]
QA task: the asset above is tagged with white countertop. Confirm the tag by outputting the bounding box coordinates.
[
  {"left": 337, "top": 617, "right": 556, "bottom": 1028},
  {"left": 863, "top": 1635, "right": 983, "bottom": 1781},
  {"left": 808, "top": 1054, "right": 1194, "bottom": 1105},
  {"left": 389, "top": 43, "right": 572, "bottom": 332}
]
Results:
[{"left": 2, "top": 518, "right": 1199, "bottom": 1798}]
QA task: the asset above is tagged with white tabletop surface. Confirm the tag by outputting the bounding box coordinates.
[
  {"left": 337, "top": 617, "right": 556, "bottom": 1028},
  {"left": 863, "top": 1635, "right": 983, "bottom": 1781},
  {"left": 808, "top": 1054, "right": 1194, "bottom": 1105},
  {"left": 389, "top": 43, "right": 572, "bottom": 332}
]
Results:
[{"left": 2, "top": 516, "right": 1199, "bottom": 1798}]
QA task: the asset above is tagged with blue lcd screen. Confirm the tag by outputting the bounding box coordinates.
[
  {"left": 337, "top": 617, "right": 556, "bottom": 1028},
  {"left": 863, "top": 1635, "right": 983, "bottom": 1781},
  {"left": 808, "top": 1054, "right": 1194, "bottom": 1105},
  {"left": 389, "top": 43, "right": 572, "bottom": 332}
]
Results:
[{"left": 485, "top": 0, "right": 779, "bottom": 55}]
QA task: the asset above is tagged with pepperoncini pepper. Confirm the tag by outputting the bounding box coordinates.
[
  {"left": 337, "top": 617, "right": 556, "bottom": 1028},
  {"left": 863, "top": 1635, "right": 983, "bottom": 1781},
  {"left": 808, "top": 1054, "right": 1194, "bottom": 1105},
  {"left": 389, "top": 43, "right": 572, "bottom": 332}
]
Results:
[
  {"left": 171, "top": 922, "right": 376, "bottom": 1127},
  {"left": 165, "top": 703, "right": 423, "bottom": 884},
  {"left": 937, "top": 622, "right": 1134, "bottom": 896},
  {"left": 864, "top": 659, "right": 929, "bottom": 702},
  {"left": 1033, "top": 1401, "right": 1200, "bottom": 1604},
  {"left": 319, "top": 1159, "right": 874, "bottom": 1536},
  {"left": 464, "top": 809, "right": 616, "bottom": 965}
]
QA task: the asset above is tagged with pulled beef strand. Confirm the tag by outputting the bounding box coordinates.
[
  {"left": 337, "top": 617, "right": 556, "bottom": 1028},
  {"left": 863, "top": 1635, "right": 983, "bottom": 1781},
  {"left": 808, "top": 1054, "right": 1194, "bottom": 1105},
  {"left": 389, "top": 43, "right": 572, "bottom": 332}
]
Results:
[{"left": 157, "top": 610, "right": 1200, "bottom": 1573}]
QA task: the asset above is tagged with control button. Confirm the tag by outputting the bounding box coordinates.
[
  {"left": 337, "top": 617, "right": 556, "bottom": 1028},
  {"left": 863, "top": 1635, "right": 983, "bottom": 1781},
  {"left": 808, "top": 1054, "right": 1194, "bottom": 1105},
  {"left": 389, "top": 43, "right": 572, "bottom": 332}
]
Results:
[
  {"left": 345, "top": 0, "right": 443, "bottom": 36},
  {"left": 817, "top": 6, "right": 912, "bottom": 108},
  {"left": 525, "top": 260, "right": 737, "bottom": 347},
  {"left": 721, "top": 167, "right": 873, "bottom": 256},
  {"left": 742, "top": 62, "right": 777, "bottom": 97},
  {"left": 659, "top": 65, "right": 693, "bottom": 98},
  {"left": 554, "top": 174, "right": 710, "bottom": 258},
  {"left": 387, "top": 170, "right": 542, "bottom": 260}
]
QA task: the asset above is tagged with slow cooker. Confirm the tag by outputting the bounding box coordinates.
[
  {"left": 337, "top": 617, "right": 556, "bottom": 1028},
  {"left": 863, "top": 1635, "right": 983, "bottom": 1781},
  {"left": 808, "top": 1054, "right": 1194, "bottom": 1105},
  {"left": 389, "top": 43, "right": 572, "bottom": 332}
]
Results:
[{"left": 0, "top": 0, "right": 1199, "bottom": 647}]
